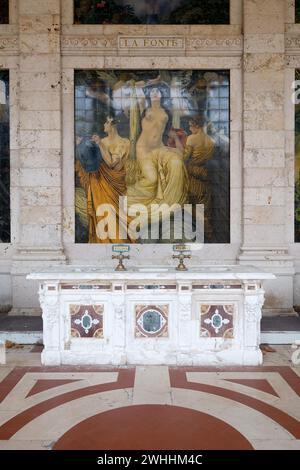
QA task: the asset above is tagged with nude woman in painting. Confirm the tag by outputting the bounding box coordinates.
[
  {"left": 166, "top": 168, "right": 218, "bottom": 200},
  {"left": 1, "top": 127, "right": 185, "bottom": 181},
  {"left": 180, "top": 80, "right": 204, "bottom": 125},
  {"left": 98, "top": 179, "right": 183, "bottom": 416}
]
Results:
[{"left": 126, "top": 87, "right": 188, "bottom": 225}]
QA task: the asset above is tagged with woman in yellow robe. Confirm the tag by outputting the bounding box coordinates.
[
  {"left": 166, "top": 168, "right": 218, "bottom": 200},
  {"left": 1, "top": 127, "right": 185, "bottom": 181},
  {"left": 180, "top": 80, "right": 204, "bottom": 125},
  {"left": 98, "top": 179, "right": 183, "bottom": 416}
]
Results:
[{"left": 76, "top": 117, "right": 131, "bottom": 243}]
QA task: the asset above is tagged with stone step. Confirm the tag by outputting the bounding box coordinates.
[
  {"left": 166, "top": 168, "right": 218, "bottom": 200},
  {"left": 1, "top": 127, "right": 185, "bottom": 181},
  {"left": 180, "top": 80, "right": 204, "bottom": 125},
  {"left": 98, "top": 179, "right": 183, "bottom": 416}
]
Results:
[
  {"left": 0, "top": 315, "right": 43, "bottom": 345},
  {"left": 261, "top": 316, "right": 300, "bottom": 344}
]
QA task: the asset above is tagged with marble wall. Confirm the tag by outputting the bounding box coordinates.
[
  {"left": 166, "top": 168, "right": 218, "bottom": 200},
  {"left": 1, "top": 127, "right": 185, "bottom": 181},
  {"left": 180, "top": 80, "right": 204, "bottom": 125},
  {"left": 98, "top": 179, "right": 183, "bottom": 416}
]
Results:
[{"left": 0, "top": 0, "right": 299, "bottom": 316}]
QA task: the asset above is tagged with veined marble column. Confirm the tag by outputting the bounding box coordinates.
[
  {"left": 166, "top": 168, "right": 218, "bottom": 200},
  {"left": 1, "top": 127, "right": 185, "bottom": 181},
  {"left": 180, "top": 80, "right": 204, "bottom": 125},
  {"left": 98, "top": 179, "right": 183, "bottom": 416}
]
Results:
[
  {"left": 239, "top": 0, "right": 295, "bottom": 315},
  {"left": 11, "top": 0, "right": 66, "bottom": 313}
]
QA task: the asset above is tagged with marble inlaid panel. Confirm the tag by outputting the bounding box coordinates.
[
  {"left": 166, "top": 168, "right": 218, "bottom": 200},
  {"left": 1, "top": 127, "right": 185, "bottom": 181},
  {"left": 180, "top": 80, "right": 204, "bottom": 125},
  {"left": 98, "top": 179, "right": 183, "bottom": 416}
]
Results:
[
  {"left": 70, "top": 304, "right": 104, "bottom": 338},
  {"left": 135, "top": 304, "right": 169, "bottom": 338},
  {"left": 200, "top": 304, "right": 234, "bottom": 338}
]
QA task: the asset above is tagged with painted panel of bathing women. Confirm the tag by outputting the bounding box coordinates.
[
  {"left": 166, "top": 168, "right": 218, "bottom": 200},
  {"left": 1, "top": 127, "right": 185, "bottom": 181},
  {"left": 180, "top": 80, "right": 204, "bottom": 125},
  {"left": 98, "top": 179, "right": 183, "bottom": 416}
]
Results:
[
  {"left": 0, "top": 0, "right": 9, "bottom": 24},
  {"left": 74, "top": 0, "right": 230, "bottom": 24},
  {"left": 0, "top": 71, "right": 10, "bottom": 243},
  {"left": 75, "top": 70, "right": 230, "bottom": 244}
]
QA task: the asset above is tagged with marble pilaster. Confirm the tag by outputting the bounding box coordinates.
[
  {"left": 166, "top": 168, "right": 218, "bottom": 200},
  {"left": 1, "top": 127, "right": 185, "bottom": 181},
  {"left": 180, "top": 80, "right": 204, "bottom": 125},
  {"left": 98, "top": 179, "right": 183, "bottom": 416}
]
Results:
[
  {"left": 10, "top": 0, "right": 66, "bottom": 312},
  {"left": 239, "top": 0, "right": 295, "bottom": 315}
]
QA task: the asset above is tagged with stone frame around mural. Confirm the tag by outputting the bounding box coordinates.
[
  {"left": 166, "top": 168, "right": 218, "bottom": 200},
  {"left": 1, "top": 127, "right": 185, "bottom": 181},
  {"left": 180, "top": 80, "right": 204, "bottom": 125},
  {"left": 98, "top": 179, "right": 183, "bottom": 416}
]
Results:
[
  {"left": 61, "top": 56, "right": 241, "bottom": 264},
  {"left": 59, "top": 0, "right": 243, "bottom": 262},
  {"left": 60, "top": 1, "right": 243, "bottom": 264}
]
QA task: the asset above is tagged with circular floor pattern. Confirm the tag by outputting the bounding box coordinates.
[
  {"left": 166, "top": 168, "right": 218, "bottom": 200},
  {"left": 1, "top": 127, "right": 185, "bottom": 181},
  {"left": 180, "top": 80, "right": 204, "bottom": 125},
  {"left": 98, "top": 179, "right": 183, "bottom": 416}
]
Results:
[{"left": 54, "top": 404, "right": 253, "bottom": 450}]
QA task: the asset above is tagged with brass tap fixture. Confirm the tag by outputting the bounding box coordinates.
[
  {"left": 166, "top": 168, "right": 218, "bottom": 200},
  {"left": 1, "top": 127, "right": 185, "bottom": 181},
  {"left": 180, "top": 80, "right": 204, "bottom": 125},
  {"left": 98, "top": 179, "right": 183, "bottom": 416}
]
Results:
[
  {"left": 112, "top": 253, "right": 130, "bottom": 271},
  {"left": 172, "top": 251, "right": 191, "bottom": 271}
]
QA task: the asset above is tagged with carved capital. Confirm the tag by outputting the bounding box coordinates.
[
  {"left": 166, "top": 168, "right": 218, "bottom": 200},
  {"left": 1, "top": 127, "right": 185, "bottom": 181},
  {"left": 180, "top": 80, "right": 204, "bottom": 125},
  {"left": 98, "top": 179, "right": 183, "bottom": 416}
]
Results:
[
  {"left": 39, "top": 289, "right": 59, "bottom": 309},
  {"left": 244, "top": 295, "right": 264, "bottom": 323}
]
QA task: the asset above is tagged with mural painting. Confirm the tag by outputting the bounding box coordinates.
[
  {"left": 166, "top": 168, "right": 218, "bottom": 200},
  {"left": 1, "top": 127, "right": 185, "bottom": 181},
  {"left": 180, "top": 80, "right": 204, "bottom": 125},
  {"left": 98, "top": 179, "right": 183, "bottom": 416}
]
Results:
[{"left": 75, "top": 70, "right": 230, "bottom": 244}]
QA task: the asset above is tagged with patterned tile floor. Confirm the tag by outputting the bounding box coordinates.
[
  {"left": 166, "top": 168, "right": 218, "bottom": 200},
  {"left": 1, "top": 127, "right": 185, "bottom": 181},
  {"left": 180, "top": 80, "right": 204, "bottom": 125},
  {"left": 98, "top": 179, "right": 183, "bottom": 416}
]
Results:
[{"left": 0, "top": 345, "right": 299, "bottom": 450}]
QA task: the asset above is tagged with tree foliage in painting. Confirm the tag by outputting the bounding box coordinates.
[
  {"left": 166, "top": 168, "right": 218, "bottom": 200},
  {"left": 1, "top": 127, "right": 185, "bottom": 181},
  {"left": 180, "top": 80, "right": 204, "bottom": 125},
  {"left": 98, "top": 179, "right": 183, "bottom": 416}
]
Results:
[
  {"left": 74, "top": 0, "right": 229, "bottom": 25},
  {"left": 166, "top": 0, "right": 229, "bottom": 25},
  {"left": 0, "top": 0, "right": 9, "bottom": 24},
  {"left": 74, "top": 0, "right": 140, "bottom": 24}
]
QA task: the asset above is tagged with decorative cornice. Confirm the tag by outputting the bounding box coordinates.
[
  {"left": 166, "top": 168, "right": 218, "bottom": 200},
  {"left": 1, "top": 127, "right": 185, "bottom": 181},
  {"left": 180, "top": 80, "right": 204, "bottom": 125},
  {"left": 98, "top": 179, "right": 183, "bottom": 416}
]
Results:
[
  {"left": 61, "top": 36, "right": 117, "bottom": 55},
  {"left": 186, "top": 36, "right": 243, "bottom": 55},
  {"left": 0, "top": 36, "right": 18, "bottom": 55},
  {"left": 286, "top": 35, "right": 300, "bottom": 55},
  {"left": 286, "top": 54, "right": 300, "bottom": 68},
  {"left": 61, "top": 34, "right": 243, "bottom": 57}
]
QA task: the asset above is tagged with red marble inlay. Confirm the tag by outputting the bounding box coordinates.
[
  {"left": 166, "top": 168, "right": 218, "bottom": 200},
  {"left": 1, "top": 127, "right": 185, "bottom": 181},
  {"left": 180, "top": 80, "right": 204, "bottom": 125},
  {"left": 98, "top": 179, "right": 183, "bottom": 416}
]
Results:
[
  {"left": 70, "top": 304, "right": 103, "bottom": 338},
  {"left": 200, "top": 304, "right": 234, "bottom": 338},
  {"left": 0, "top": 369, "right": 135, "bottom": 440},
  {"left": 169, "top": 369, "right": 300, "bottom": 439},
  {"left": 26, "top": 379, "right": 82, "bottom": 398},
  {"left": 224, "top": 379, "right": 279, "bottom": 398},
  {"left": 53, "top": 405, "right": 253, "bottom": 450},
  {"left": 1, "top": 366, "right": 299, "bottom": 446},
  {"left": 169, "top": 366, "right": 300, "bottom": 396},
  {"left": 0, "top": 368, "right": 29, "bottom": 403}
]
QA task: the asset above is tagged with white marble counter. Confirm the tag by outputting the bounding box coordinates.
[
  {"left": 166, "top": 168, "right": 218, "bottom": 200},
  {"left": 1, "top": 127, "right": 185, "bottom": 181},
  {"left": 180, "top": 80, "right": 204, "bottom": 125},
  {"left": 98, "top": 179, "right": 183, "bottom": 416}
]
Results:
[
  {"left": 28, "top": 265, "right": 275, "bottom": 281},
  {"left": 27, "top": 266, "right": 275, "bottom": 367}
]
